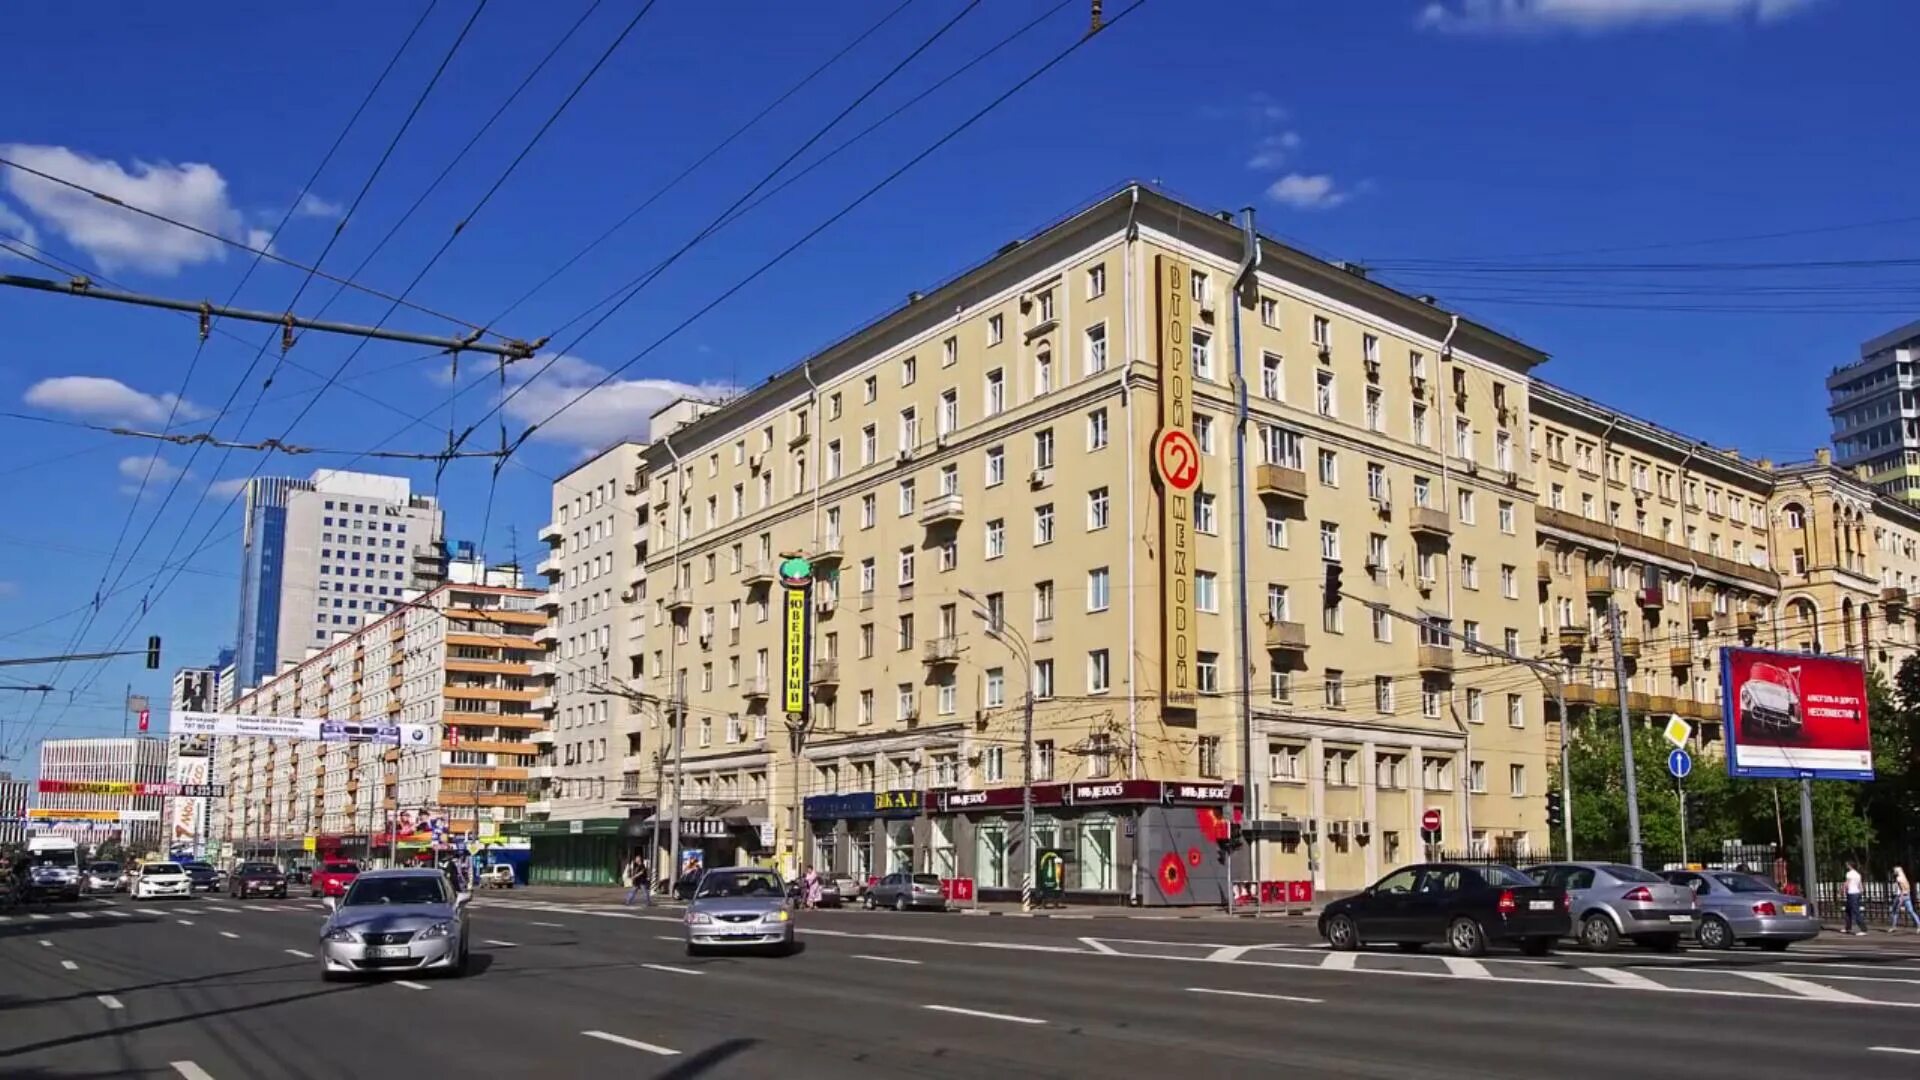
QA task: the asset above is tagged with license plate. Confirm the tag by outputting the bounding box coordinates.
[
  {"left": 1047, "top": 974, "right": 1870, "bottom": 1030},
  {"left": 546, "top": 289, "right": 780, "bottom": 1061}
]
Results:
[
  {"left": 1669, "top": 914, "right": 1693, "bottom": 923},
  {"left": 1529, "top": 900, "right": 1554, "bottom": 911},
  {"left": 1783, "top": 904, "right": 1805, "bottom": 915},
  {"left": 363, "top": 946, "right": 409, "bottom": 959}
]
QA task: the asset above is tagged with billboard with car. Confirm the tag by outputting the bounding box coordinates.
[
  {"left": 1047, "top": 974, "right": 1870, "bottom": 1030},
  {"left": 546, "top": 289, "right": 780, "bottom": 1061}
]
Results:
[{"left": 1720, "top": 646, "right": 1872, "bottom": 780}]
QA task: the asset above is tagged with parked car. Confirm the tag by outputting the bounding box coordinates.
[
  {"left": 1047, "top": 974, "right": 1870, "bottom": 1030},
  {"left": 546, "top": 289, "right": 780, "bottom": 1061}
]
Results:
[
  {"left": 831, "top": 874, "right": 864, "bottom": 902},
  {"left": 1319, "top": 863, "right": 1570, "bottom": 957},
  {"left": 132, "top": 862, "right": 192, "bottom": 900},
  {"left": 864, "top": 872, "right": 947, "bottom": 912},
  {"left": 319, "top": 868, "right": 469, "bottom": 981},
  {"left": 180, "top": 861, "right": 221, "bottom": 893},
  {"left": 229, "top": 862, "right": 289, "bottom": 899},
  {"left": 786, "top": 875, "right": 844, "bottom": 908},
  {"left": 310, "top": 861, "right": 361, "bottom": 899},
  {"left": 83, "top": 861, "right": 126, "bottom": 894},
  {"left": 684, "top": 867, "right": 794, "bottom": 956},
  {"left": 1660, "top": 869, "right": 1821, "bottom": 950},
  {"left": 286, "top": 865, "right": 313, "bottom": 886},
  {"left": 478, "top": 864, "right": 516, "bottom": 889},
  {"left": 1526, "top": 862, "right": 1696, "bottom": 951}
]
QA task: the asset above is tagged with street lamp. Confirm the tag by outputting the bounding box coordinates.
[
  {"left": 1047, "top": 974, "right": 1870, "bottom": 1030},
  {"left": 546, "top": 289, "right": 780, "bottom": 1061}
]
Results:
[{"left": 959, "top": 587, "right": 1036, "bottom": 913}]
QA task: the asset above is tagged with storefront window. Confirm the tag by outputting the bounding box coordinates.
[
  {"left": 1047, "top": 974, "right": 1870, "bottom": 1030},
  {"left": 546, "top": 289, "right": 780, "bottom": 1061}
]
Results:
[
  {"left": 977, "top": 821, "right": 1007, "bottom": 888},
  {"left": 888, "top": 821, "right": 915, "bottom": 874},
  {"left": 930, "top": 818, "right": 956, "bottom": 880},
  {"left": 813, "top": 830, "right": 836, "bottom": 875},
  {"left": 850, "top": 827, "right": 873, "bottom": 881},
  {"left": 1078, "top": 815, "right": 1116, "bottom": 891},
  {"left": 1032, "top": 814, "right": 1059, "bottom": 855}
]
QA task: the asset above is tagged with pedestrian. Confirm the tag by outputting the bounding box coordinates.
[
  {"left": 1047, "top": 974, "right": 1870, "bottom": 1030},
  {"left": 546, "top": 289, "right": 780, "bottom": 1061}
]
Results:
[
  {"left": 1891, "top": 866, "right": 1918, "bottom": 933},
  {"left": 804, "top": 865, "right": 822, "bottom": 910},
  {"left": 1844, "top": 860, "right": 1866, "bottom": 935},
  {"left": 624, "top": 852, "right": 651, "bottom": 907}
]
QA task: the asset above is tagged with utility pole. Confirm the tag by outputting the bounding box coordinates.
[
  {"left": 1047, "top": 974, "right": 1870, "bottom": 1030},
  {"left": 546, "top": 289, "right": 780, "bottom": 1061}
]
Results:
[
  {"left": 1798, "top": 777, "right": 1819, "bottom": 919},
  {"left": 1021, "top": 685, "right": 1035, "bottom": 914},
  {"left": 1608, "top": 599, "right": 1645, "bottom": 868}
]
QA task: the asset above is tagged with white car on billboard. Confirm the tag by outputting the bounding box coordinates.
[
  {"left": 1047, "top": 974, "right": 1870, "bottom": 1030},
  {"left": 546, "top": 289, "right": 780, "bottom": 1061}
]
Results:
[{"left": 1739, "top": 662, "right": 1802, "bottom": 740}]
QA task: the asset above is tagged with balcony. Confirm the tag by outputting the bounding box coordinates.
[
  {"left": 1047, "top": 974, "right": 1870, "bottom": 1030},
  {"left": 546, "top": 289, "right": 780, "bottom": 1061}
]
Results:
[
  {"left": 1637, "top": 587, "right": 1664, "bottom": 611},
  {"left": 1416, "top": 644, "right": 1455, "bottom": 675},
  {"left": 919, "top": 492, "right": 965, "bottom": 527},
  {"left": 742, "top": 562, "right": 775, "bottom": 587},
  {"left": 1537, "top": 559, "right": 1552, "bottom": 584},
  {"left": 812, "top": 537, "right": 845, "bottom": 564},
  {"left": 1648, "top": 694, "right": 1677, "bottom": 715},
  {"left": 811, "top": 659, "right": 840, "bottom": 686},
  {"left": 1884, "top": 587, "right": 1910, "bottom": 616},
  {"left": 1698, "top": 700, "right": 1723, "bottom": 722},
  {"left": 524, "top": 798, "right": 552, "bottom": 817},
  {"left": 1690, "top": 599, "right": 1713, "bottom": 624},
  {"left": 1034, "top": 618, "right": 1055, "bottom": 643},
  {"left": 1585, "top": 575, "right": 1613, "bottom": 601},
  {"left": 1408, "top": 506, "right": 1451, "bottom": 541},
  {"left": 534, "top": 625, "right": 560, "bottom": 646},
  {"left": 1563, "top": 683, "right": 1595, "bottom": 706},
  {"left": 617, "top": 779, "right": 651, "bottom": 803},
  {"left": 1669, "top": 644, "right": 1693, "bottom": 669},
  {"left": 1557, "top": 627, "right": 1588, "bottom": 654},
  {"left": 537, "top": 587, "right": 562, "bottom": 612},
  {"left": 532, "top": 692, "right": 556, "bottom": 712},
  {"left": 531, "top": 729, "right": 555, "bottom": 747},
  {"left": 665, "top": 586, "right": 694, "bottom": 613},
  {"left": 529, "top": 660, "right": 555, "bottom": 680},
  {"left": 1255, "top": 464, "right": 1308, "bottom": 502},
  {"left": 1263, "top": 619, "right": 1307, "bottom": 653},
  {"left": 1627, "top": 691, "right": 1652, "bottom": 714},
  {"left": 922, "top": 637, "right": 961, "bottom": 666},
  {"left": 539, "top": 521, "right": 563, "bottom": 545},
  {"left": 536, "top": 555, "right": 561, "bottom": 578},
  {"left": 1619, "top": 637, "right": 1641, "bottom": 660},
  {"left": 742, "top": 676, "right": 770, "bottom": 699}
]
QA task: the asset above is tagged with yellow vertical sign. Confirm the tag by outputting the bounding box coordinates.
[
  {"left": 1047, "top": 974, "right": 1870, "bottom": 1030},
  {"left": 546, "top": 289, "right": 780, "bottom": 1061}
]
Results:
[
  {"left": 782, "top": 586, "right": 809, "bottom": 715},
  {"left": 1155, "top": 253, "right": 1199, "bottom": 712}
]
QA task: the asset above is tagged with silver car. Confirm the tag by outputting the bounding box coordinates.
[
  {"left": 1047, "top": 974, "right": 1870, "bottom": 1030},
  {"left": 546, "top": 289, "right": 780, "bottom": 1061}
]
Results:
[
  {"left": 684, "top": 867, "right": 795, "bottom": 955},
  {"left": 1660, "top": 869, "right": 1821, "bottom": 951},
  {"left": 1528, "top": 862, "right": 1697, "bottom": 952},
  {"left": 320, "top": 868, "right": 470, "bottom": 980}
]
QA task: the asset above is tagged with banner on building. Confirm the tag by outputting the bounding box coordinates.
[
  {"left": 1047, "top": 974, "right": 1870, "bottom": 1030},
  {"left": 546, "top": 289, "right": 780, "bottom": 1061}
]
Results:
[
  {"left": 169, "top": 755, "right": 210, "bottom": 848},
  {"left": 38, "top": 779, "right": 225, "bottom": 797},
  {"left": 782, "top": 585, "right": 810, "bottom": 717},
  {"left": 171, "top": 710, "right": 432, "bottom": 747},
  {"left": 1154, "top": 253, "right": 1199, "bottom": 713},
  {"left": 1721, "top": 647, "right": 1873, "bottom": 780}
]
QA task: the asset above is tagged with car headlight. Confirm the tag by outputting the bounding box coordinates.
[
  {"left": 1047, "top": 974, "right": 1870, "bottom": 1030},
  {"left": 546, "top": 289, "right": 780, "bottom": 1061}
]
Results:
[
  {"left": 321, "top": 926, "right": 359, "bottom": 944},
  {"left": 418, "top": 921, "right": 456, "bottom": 940},
  {"left": 687, "top": 912, "right": 713, "bottom": 925},
  {"left": 763, "top": 909, "right": 791, "bottom": 923}
]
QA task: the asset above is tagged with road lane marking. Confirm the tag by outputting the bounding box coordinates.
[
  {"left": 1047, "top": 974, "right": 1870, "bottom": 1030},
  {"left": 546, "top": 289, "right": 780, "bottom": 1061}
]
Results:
[
  {"left": 61, "top": 960, "right": 78, "bottom": 970},
  {"left": 171, "top": 1063, "right": 216, "bottom": 1080},
  {"left": 205, "top": 906, "right": 242, "bottom": 913},
  {"left": 1078, "top": 937, "right": 1120, "bottom": 955},
  {"left": 69, "top": 912, "right": 92, "bottom": 920},
  {"left": 30, "top": 913, "right": 50, "bottom": 921},
  {"left": 38, "top": 940, "right": 52, "bottom": 947},
  {"left": 106, "top": 910, "right": 130, "bottom": 919},
  {"left": 394, "top": 980, "right": 431, "bottom": 991},
  {"left": 138, "top": 909, "right": 167, "bottom": 916},
  {"left": 1588, "top": 967, "right": 1665, "bottom": 990},
  {"left": 97, "top": 995, "right": 124, "bottom": 1010},
  {"left": 532, "top": 921, "right": 565, "bottom": 928},
  {"left": 854, "top": 954, "right": 923, "bottom": 965},
  {"left": 641, "top": 963, "right": 702, "bottom": 976},
  {"left": 219, "top": 931, "right": 240, "bottom": 939},
  {"left": 285, "top": 949, "right": 313, "bottom": 959},
  {"left": 1442, "top": 957, "right": 1491, "bottom": 980},
  {"left": 483, "top": 940, "right": 518, "bottom": 948},
  {"left": 1187, "top": 987, "right": 1322, "bottom": 1005},
  {"left": 1319, "top": 951, "right": 1358, "bottom": 971},
  {"left": 654, "top": 935, "right": 682, "bottom": 942},
  {"left": 923, "top": 1004, "right": 1046, "bottom": 1025},
  {"left": 1729, "top": 971, "right": 1867, "bottom": 1003},
  {"left": 1870, "top": 1046, "right": 1920, "bottom": 1056},
  {"left": 582, "top": 1030, "right": 679, "bottom": 1056},
  {"left": 176, "top": 919, "right": 195, "bottom": 926}
]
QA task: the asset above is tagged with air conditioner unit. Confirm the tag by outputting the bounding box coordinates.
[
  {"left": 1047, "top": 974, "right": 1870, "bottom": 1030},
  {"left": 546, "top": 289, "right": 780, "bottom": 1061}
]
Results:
[
  {"left": 1303, "top": 817, "right": 1319, "bottom": 839},
  {"left": 1029, "top": 469, "right": 1051, "bottom": 489},
  {"left": 1497, "top": 406, "right": 1513, "bottom": 426},
  {"left": 697, "top": 634, "right": 711, "bottom": 650},
  {"left": 814, "top": 598, "right": 836, "bottom": 615},
  {"left": 1502, "top": 470, "right": 1518, "bottom": 487},
  {"left": 1356, "top": 820, "right": 1373, "bottom": 839},
  {"left": 935, "top": 432, "right": 949, "bottom": 449},
  {"left": 1410, "top": 375, "right": 1427, "bottom": 398},
  {"left": 1374, "top": 499, "right": 1392, "bottom": 519},
  {"left": 748, "top": 454, "right": 763, "bottom": 473},
  {"left": 1317, "top": 344, "right": 1332, "bottom": 362},
  {"left": 1463, "top": 461, "right": 1478, "bottom": 476},
  {"left": 1328, "top": 820, "right": 1349, "bottom": 837},
  {"left": 1199, "top": 301, "right": 1217, "bottom": 322},
  {"left": 1363, "top": 358, "right": 1381, "bottom": 380},
  {"left": 897, "top": 449, "right": 914, "bottom": 466}
]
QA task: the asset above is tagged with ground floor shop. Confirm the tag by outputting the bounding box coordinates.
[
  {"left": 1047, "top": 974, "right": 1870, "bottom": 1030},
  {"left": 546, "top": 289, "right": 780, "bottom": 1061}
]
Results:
[{"left": 520, "top": 803, "right": 775, "bottom": 886}]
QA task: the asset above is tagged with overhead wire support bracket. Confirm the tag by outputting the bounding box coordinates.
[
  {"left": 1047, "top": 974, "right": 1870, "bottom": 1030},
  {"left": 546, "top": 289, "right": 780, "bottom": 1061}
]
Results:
[{"left": 0, "top": 272, "right": 538, "bottom": 360}]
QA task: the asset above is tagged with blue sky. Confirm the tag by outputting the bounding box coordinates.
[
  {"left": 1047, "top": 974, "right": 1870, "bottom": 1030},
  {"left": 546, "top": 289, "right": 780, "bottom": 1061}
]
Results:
[{"left": 1, "top": 0, "right": 1914, "bottom": 763}]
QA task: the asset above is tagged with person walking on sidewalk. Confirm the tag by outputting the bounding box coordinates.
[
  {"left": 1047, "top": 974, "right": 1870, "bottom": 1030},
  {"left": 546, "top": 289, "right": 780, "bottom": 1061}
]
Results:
[
  {"left": 1891, "top": 866, "right": 1918, "bottom": 932},
  {"left": 624, "top": 853, "right": 652, "bottom": 907},
  {"left": 1843, "top": 860, "right": 1866, "bottom": 935}
]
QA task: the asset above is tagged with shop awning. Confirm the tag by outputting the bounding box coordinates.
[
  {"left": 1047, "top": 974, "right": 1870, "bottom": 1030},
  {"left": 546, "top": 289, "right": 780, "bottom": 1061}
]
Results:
[{"left": 717, "top": 801, "right": 769, "bottom": 826}]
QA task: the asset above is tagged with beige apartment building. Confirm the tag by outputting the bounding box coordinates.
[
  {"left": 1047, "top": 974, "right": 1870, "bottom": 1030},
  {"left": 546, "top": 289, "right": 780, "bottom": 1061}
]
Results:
[
  {"left": 622, "top": 186, "right": 1553, "bottom": 900},
  {"left": 216, "top": 580, "right": 547, "bottom": 862}
]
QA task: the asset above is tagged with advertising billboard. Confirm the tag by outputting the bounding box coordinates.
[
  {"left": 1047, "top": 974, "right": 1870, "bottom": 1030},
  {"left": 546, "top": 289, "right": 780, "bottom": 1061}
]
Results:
[
  {"left": 1721, "top": 646, "right": 1873, "bottom": 780},
  {"left": 169, "top": 755, "right": 209, "bottom": 851}
]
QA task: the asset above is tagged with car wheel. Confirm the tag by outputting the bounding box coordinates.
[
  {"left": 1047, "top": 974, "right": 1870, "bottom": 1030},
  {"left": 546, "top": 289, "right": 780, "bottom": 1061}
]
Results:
[
  {"left": 1697, "top": 915, "right": 1734, "bottom": 950},
  {"left": 1324, "top": 914, "right": 1359, "bottom": 951},
  {"left": 1519, "top": 935, "right": 1555, "bottom": 957},
  {"left": 449, "top": 941, "right": 470, "bottom": 977},
  {"left": 894, "top": 895, "right": 908, "bottom": 913},
  {"left": 1394, "top": 941, "right": 1424, "bottom": 953},
  {"left": 1581, "top": 913, "right": 1621, "bottom": 952},
  {"left": 1641, "top": 933, "right": 1683, "bottom": 953},
  {"left": 321, "top": 969, "right": 345, "bottom": 983},
  {"left": 1757, "top": 939, "right": 1791, "bottom": 952},
  {"left": 685, "top": 943, "right": 702, "bottom": 958},
  {"left": 1447, "top": 916, "right": 1488, "bottom": 958}
]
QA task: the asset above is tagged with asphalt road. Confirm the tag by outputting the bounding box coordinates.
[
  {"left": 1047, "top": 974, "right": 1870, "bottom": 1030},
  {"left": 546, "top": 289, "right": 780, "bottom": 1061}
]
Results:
[{"left": 6, "top": 892, "right": 1920, "bottom": 1078}]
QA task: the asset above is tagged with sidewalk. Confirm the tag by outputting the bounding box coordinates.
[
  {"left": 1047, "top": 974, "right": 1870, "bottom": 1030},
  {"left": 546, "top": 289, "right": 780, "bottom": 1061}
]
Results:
[{"left": 490, "top": 884, "right": 1315, "bottom": 920}]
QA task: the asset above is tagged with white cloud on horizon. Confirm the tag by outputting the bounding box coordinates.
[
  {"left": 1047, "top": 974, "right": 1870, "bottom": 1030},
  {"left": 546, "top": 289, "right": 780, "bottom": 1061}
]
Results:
[
  {"left": 24, "top": 375, "right": 204, "bottom": 426},
  {"left": 489, "top": 353, "right": 734, "bottom": 449},
  {"left": 0, "top": 144, "right": 257, "bottom": 274},
  {"left": 1265, "top": 174, "right": 1353, "bottom": 211},
  {"left": 117, "top": 453, "right": 187, "bottom": 495},
  {"left": 293, "top": 191, "right": 343, "bottom": 219},
  {"left": 1246, "top": 131, "right": 1303, "bottom": 170},
  {"left": 1417, "top": 0, "right": 1818, "bottom": 33},
  {"left": 205, "top": 477, "right": 251, "bottom": 500}
]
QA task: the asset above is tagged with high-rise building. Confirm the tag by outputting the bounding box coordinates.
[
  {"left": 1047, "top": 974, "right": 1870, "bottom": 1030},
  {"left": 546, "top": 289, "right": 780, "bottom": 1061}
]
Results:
[
  {"left": 0, "top": 778, "right": 27, "bottom": 848},
  {"left": 234, "top": 469, "right": 444, "bottom": 687},
  {"left": 1828, "top": 318, "right": 1920, "bottom": 504},
  {"left": 34, "top": 737, "right": 169, "bottom": 852}
]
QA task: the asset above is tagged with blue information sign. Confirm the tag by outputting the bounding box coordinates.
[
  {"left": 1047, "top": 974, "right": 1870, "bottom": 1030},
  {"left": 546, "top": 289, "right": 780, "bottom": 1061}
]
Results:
[{"left": 1667, "top": 748, "right": 1693, "bottom": 780}]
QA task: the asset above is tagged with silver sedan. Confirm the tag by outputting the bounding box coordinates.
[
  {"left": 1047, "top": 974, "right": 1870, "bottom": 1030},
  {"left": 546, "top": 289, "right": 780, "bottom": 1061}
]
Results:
[
  {"left": 685, "top": 868, "right": 795, "bottom": 955},
  {"left": 320, "top": 868, "right": 470, "bottom": 980}
]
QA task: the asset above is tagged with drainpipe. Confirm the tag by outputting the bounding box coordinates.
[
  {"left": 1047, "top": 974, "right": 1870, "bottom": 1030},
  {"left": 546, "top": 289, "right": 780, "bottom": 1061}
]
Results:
[
  {"left": 798, "top": 359, "right": 825, "bottom": 879},
  {"left": 662, "top": 432, "right": 686, "bottom": 893},
  {"left": 1228, "top": 206, "right": 1261, "bottom": 902},
  {"left": 1435, "top": 315, "right": 1471, "bottom": 847},
  {"left": 1121, "top": 184, "right": 1141, "bottom": 905},
  {"left": 1675, "top": 442, "right": 1698, "bottom": 700}
]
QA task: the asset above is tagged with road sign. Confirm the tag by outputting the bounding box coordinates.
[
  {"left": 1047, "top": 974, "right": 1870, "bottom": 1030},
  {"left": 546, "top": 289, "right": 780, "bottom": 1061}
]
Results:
[
  {"left": 1662, "top": 716, "right": 1693, "bottom": 749},
  {"left": 1421, "top": 808, "right": 1442, "bottom": 833},
  {"left": 1154, "top": 428, "right": 1202, "bottom": 493},
  {"left": 1668, "top": 748, "right": 1693, "bottom": 780}
]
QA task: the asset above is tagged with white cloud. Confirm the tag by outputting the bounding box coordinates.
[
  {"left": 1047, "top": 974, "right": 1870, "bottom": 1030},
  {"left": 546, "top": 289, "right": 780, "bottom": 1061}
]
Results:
[
  {"left": 1246, "top": 131, "right": 1303, "bottom": 170},
  {"left": 1265, "top": 174, "right": 1352, "bottom": 211},
  {"left": 496, "top": 353, "right": 733, "bottom": 449},
  {"left": 117, "top": 453, "right": 187, "bottom": 495},
  {"left": 24, "top": 375, "right": 204, "bottom": 426},
  {"left": 1417, "top": 0, "right": 1818, "bottom": 33},
  {"left": 293, "top": 191, "right": 343, "bottom": 219},
  {"left": 0, "top": 200, "right": 39, "bottom": 258},
  {"left": 0, "top": 144, "right": 255, "bottom": 274},
  {"left": 205, "top": 477, "right": 251, "bottom": 500}
]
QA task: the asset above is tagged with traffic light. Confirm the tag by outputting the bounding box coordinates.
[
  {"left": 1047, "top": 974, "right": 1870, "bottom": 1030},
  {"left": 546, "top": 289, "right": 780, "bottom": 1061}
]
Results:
[
  {"left": 1322, "top": 561, "right": 1343, "bottom": 608},
  {"left": 1546, "top": 789, "right": 1564, "bottom": 827},
  {"left": 145, "top": 635, "right": 161, "bottom": 670}
]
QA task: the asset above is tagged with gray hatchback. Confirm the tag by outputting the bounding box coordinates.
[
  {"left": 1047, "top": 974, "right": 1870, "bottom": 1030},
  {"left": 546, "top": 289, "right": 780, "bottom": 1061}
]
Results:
[
  {"left": 1660, "top": 869, "right": 1820, "bottom": 950},
  {"left": 1527, "top": 862, "right": 1696, "bottom": 951}
]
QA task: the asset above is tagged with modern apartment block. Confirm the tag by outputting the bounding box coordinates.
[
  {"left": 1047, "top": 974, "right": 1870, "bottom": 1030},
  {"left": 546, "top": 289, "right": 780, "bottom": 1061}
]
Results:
[
  {"left": 1, "top": 778, "right": 30, "bottom": 848},
  {"left": 1828, "top": 318, "right": 1920, "bottom": 504},
  {"left": 214, "top": 579, "right": 546, "bottom": 863},
  {"left": 34, "top": 737, "right": 169, "bottom": 852},
  {"left": 624, "top": 186, "right": 1552, "bottom": 898},
  {"left": 234, "top": 469, "right": 445, "bottom": 687}
]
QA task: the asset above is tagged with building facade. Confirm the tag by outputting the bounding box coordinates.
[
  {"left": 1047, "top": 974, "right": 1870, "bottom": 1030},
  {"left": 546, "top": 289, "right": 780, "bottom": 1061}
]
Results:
[
  {"left": 214, "top": 580, "right": 547, "bottom": 864},
  {"left": 0, "top": 778, "right": 28, "bottom": 848},
  {"left": 34, "top": 737, "right": 169, "bottom": 853},
  {"left": 234, "top": 469, "right": 445, "bottom": 687},
  {"left": 1828, "top": 318, "right": 1920, "bottom": 505}
]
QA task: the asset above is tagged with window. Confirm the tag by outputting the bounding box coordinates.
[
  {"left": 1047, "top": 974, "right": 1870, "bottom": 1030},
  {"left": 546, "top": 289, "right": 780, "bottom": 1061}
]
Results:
[
  {"left": 1318, "top": 448, "right": 1338, "bottom": 486},
  {"left": 1036, "top": 290, "right": 1054, "bottom": 322},
  {"left": 1421, "top": 677, "right": 1443, "bottom": 719},
  {"left": 1261, "top": 424, "right": 1303, "bottom": 468},
  {"left": 1080, "top": 322, "right": 1110, "bottom": 379},
  {"left": 938, "top": 537, "right": 958, "bottom": 572},
  {"left": 1495, "top": 430, "right": 1512, "bottom": 471},
  {"left": 897, "top": 684, "right": 917, "bottom": 721},
  {"left": 1088, "top": 649, "right": 1111, "bottom": 693},
  {"left": 1035, "top": 428, "right": 1055, "bottom": 470},
  {"left": 1190, "top": 268, "right": 1209, "bottom": 305},
  {"left": 898, "top": 479, "right": 915, "bottom": 517},
  {"left": 985, "top": 667, "right": 1005, "bottom": 708},
  {"left": 1194, "top": 414, "right": 1215, "bottom": 454},
  {"left": 1324, "top": 669, "right": 1345, "bottom": 708},
  {"left": 1455, "top": 417, "right": 1474, "bottom": 460},
  {"left": 1507, "top": 693, "right": 1525, "bottom": 729},
  {"left": 1366, "top": 462, "right": 1387, "bottom": 502},
  {"left": 1034, "top": 580, "right": 1054, "bottom": 624},
  {"left": 1088, "top": 487, "right": 1110, "bottom": 530},
  {"left": 987, "top": 313, "right": 1004, "bottom": 345},
  {"left": 1509, "top": 763, "right": 1526, "bottom": 797},
  {"left": 939, "top": 463, "right": 958, "bottom": 495},
  {"left": 943, "top": 335, "right": 958, "bottom": 368},
  {"left": 826, "top": 440, "right": 842, "bottom": 480},
  {"left": 985, "top": 369, "right": 1005, "bottom": 416},
  {"left": 1458, "top": 488, "right": 1476, "bottom": 524},
  {"left": 1192, "top": 329, "right": 1213, "bottom": 380},
  {"left": 1265, "top": 511, "right": 1287, "bottom": 549},
  {"left": 898, "top": 547, "right": 915, "bottom": 585},
  {"left": 1367, "top": 533, "right": 1388, "bottom": 576},
  {"left": 1035, "top": 740, "right": 1055, "bottom": 780},
  {"left": 1365, "top": 387, "right": 1383, "bottom": 432},
  {"left": 1261, "top": 353, "right": 1282, "bottom": 400},
  {"left": 1088, "top": 567, "right": 1110, "bottom": 611},
  {"left": 901, "top": 354, "right": 917, "bottom": 386},
  {"left": 1195, "top": 571, "right": 1218, "bottom": 613},
  {"left": 1375, "top": 675, "right": 1394, "bottom": 713},
  {"left": 1501, "top": 563, "right": 1517, "bottom": 599},
  {"left": 1270, "top": 743, "right": 1302, "bottom": 781},
  {"left": 985, "top": 445, "right": 1005, "bottom": 486},
  {"left": 1088, "top": 408, "right": 1109, "bottom": 450},
  {"left": 938, "top": 389, "right": 958, "bottom": 435},
  {"left": 859, "top": 423, "right": 876, "bottom": 467},
  {"left": 1034, "top": 504, "right": 1055, "bottom": 545},
  {"left": 1461, "top": 554, "right": 1479, "bottom": 589},
  {"left": 1312, "top": 314, "right": 1330, "bottom": 348},
  {"left": 1034, "top": 350, "right": 1053, "bottom": 395},
  {"left": 1197, "top": 735, "right": 1221, "bottom": 777},
  {"left": 1267, "top": 583, "right": 1290, "bottom": 621},
  {"left": 1195, "top": 492, "right": 1217, "bottom": 534},
  {"left": 900, "top": 408, "right": 918, "bottom": 451},
  {"left": 1034, "top": 658, "right": 1055, "bottom": 699},
  {"left": 863, "top": 375, "right": 878, "bottom": 404},
  {"left": 985, "top": 518, "right": 1005, "bottom": 559},
  {"left": 897, "top": 614, "right": 914, "bottom": 651},
  {"left": 1086, "top": 264, "right": 1106, "bottom": 299},
  {"left": 1371, "top": 605, "right": 1392, "bottom": 642},
  {"left": 1466, "top": 688, "right": 1484, "bottom": 723},
  {"left": 1316, "top": 370, "right": 1335, "bottom": 417},
  {"left": 1414, "top": 475, "right": 1432, "bottom": 508},
  {"left": 1196, "top": 651, "right": 1220, "bottom": 693},
  {"left": 1319, "top": 521, "right": 1340, "bottom": 560},
  {"left": 860, "top": 493, "right": 876, "bottom": 529},
  {"left": 983, "top": 746, "right": 1005, "bottom": 782},
  {"left": 1498, "top": 500, "right": 1515, "bottom": 534},
  {"left": 1259, "top": 295, "right": 1277, "bottom": 327}
]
